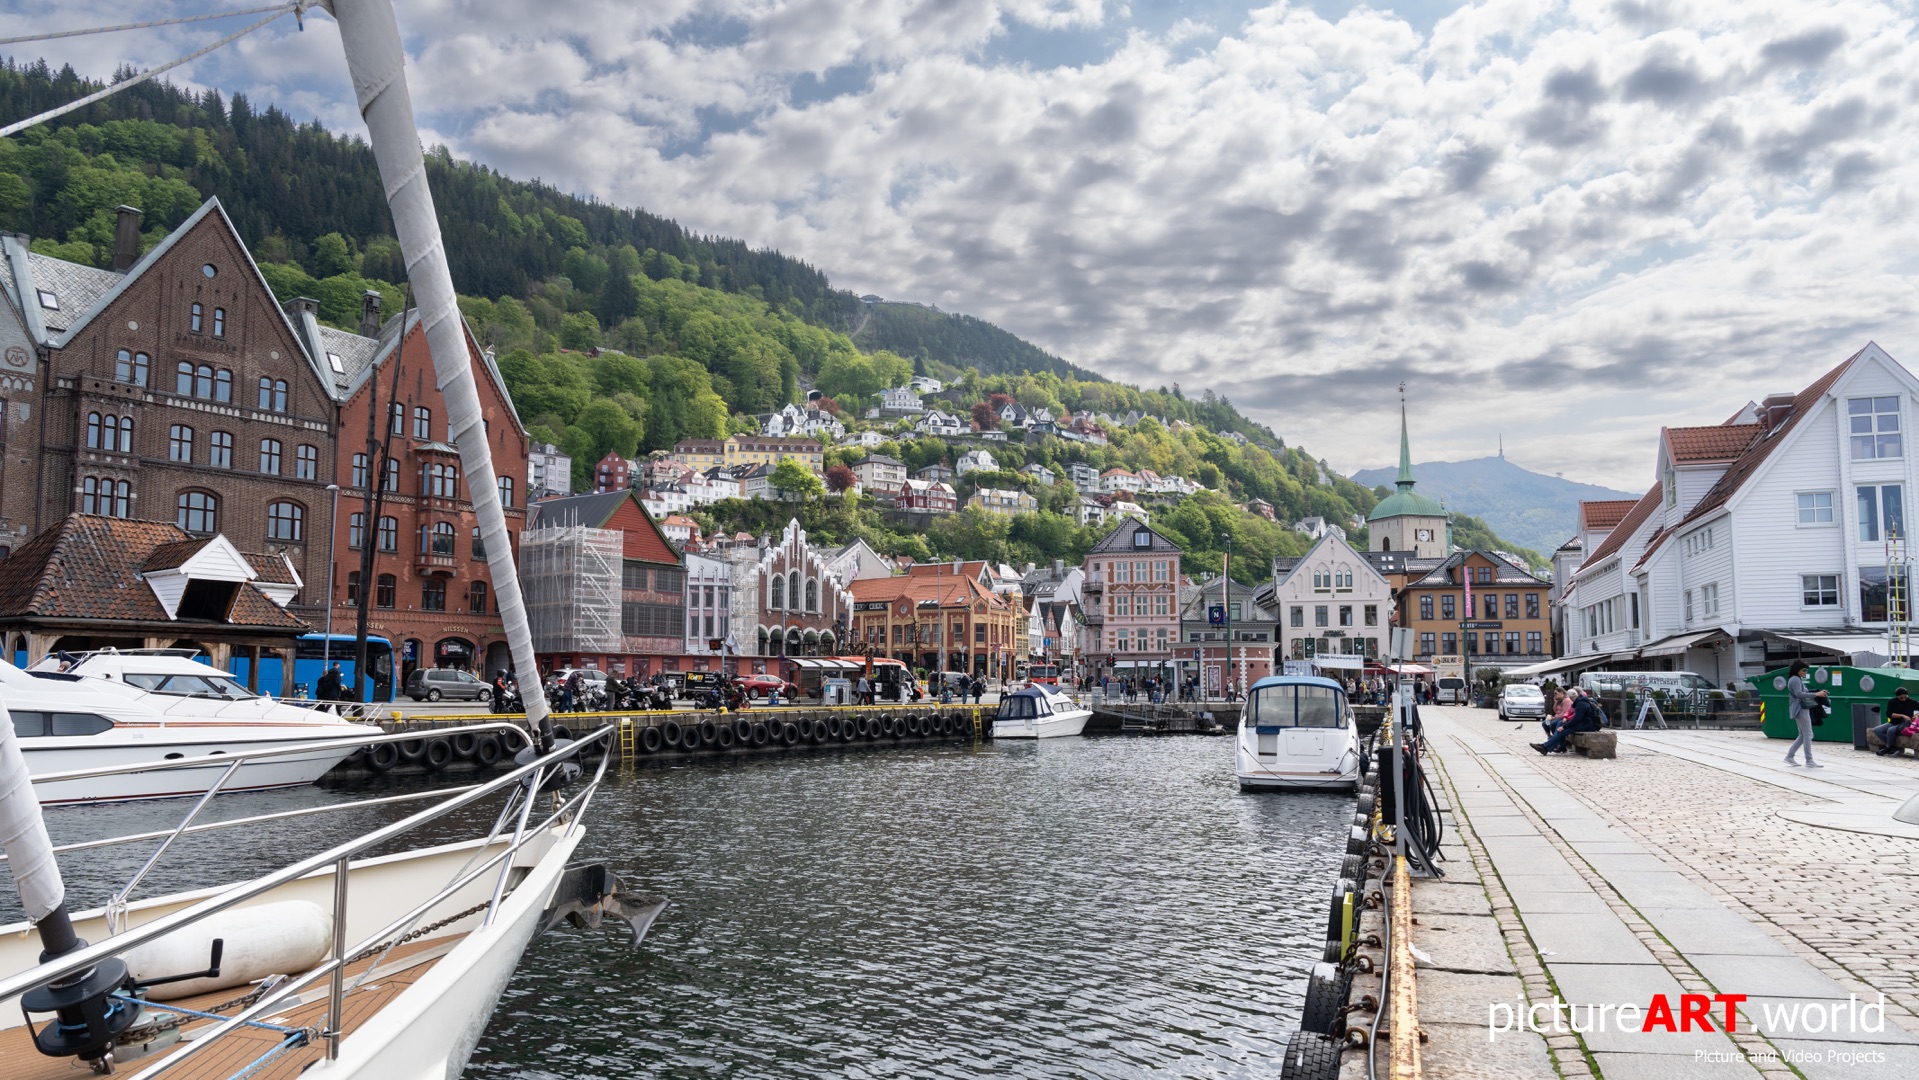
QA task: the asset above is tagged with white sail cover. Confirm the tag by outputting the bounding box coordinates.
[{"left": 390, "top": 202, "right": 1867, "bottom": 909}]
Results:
[
  {"left": 0, "top": 701, "right": 63, "bottom": 920},
  {"left": 326, "top": 0, "right": 548, "bottom": 731}
]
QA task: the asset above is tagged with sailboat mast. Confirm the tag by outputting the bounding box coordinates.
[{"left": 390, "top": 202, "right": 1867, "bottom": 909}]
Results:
[{"left": 325, "top": 0, "right": 552, "bottom": 742}]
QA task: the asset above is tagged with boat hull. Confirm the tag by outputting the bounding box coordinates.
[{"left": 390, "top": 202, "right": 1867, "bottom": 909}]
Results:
[
  {"left": 1234, "top": 733, "right": 1361, "bottom": 793},
  {"left": 992, "top": 708, "right": 1091, "bottom": 739},
  {"left": 23, "top": 728, "right": 364, "bottom": 805}
]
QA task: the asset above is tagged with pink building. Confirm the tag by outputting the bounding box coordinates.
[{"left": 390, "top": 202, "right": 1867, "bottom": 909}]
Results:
[
  {"left": 1081, "top": 520, "right": 1183, "bottom": 684},
  {"left": 594, "top": 451, "right": 630, "bottom": 493}
]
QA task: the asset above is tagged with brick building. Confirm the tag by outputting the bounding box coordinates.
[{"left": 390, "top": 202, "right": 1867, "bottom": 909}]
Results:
[
  {"left": 849, "top": 561, "right": 1019, "bottom": 679},
  {"left": 1081, "top": 520, "right": 1184, "bottom": 684},
  {"left": 526, "top": 490, "right": 686, "bottom": 678},
  {"left": 731, "top": 519, "right": 852, "bottom": 660},
  {"left": 290, "top": 305, "right": 530, "bottom": 680},
  {"left": 0, "top": 200, "right": 337, "bottom": 620}
]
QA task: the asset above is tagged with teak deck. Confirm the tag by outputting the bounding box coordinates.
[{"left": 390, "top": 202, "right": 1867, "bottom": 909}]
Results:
[{"left": 0, "top": 937, "right": 447, "bottom": 1080}]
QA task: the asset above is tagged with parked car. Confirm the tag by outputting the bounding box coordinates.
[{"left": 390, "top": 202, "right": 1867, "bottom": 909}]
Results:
[
  {"left": 405, "top": 666, "right": 492, "bottom": 703},
  {"left": 738, "top": 673, "right": 798, "bottom": 700},
  {"left": 1434, "top": 676, "right": 1468, "bottom": 705},
  {"left": 1498, "top": 683, "right": 1546, "bottom": 722}
]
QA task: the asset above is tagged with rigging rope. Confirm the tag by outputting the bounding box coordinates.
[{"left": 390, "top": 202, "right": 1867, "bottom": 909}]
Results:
[
  {"left": 0, "top": 3, "right": 308, "bottom": 140},
  {"left": 0, "top": 4, "right": 295, "bottom": 46}
]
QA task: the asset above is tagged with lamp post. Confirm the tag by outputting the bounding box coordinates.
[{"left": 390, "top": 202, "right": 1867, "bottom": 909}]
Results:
[
  {"left": 323, "top": 483, "right": 340, "bottom": 672},
  {"left": 1221, "top": 532, "right": 1233, "bottom": 701}
]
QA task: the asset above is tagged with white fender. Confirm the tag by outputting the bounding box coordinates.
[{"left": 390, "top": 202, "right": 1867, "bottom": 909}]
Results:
[{"left": 124, "top": 900, "right": 331, "bottom": 1001}]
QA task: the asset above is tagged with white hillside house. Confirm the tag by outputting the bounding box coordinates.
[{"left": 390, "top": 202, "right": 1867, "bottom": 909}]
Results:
[{"left": 1563, "top": 342, "right": 1919, "bottom": 684}]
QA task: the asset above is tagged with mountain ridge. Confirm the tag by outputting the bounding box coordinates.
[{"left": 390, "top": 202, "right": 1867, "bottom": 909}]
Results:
[{"left": 1351, "top": 456, "right": 1634, "bottom": 558}]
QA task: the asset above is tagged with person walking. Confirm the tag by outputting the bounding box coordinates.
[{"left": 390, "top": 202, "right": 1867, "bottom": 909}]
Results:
[
  {"left": 973, "top": 677, "right": 985, "bottom": 705},
  {"left": 316, "top": 662, "right": 344, "bottom": 704},
  {"left": 1784, "top": 659, "right": 1828, "bottom": 768}
]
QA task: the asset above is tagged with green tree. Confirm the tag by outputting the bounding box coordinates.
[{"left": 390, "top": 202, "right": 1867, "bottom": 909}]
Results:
[
  {"left": 559, "top": 310, "right": 602, "bottom": 351},
  {"left": 311, "top": 231, "right": 355, "bottom": 277},
  {"left": 771, "top": 458, "right": 823, "bottom": 500}
]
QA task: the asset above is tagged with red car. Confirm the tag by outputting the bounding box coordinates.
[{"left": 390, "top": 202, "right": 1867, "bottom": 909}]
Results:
[{"left": 738, "top": 673, "right": 798, "bottom": 700}]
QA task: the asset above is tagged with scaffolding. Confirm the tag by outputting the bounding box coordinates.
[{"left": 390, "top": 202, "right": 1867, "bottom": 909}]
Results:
[
  {"left": 1890, "top": 528, "right": 1911, "bottom": 668},
  {"left": 522, "top": 525, "right": 623, "bottom": 654}
]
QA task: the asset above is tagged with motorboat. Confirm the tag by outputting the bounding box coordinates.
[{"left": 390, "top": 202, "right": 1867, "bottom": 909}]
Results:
[
  {"left": 992, "top": 685, "right": 1092, "bottom": 739},
  {"left": 0, "top": 720, "right": 664, "bottom": 1078},
  {"left": 1235, "top": 674, "right": 1361, "bottom": 792},
  {"left": 10, "top": 652, "right": 369, "bottom": 805}
]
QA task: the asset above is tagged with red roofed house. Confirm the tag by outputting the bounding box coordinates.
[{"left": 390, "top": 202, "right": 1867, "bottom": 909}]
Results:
[{"left": 524, "top": 490, "right": 686, "bottom": 679}]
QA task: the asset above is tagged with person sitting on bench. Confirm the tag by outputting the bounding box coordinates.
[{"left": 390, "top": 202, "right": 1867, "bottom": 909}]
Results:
[
  {"left": 1872, "top": 687, "right": 1919, "bottom": 755},
  {"left": 1533, "top": 688, "right": 1604, "bottom": 755}
]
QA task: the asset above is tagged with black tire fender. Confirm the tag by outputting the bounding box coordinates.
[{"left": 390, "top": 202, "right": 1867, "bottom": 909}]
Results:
[
  {"left": 640, "top": 725, "right": 664, "bottom": 754},
  {"left": 366, "top": 742, "right": 400, "bottom": 773},
  {"left": 422, "top": 738, "right": 454, "bottom": 772}
]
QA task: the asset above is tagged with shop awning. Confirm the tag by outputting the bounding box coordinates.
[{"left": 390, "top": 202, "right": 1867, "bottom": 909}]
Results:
[
  {"left": 1639, "top": 629, "right": 1728, "bottom": 658},
  {"left": 1388, "top": 664, "right": 1433, "bottom": 675},
  {"left": 1312, "top": 654, "right": 1365, "bottom": 670},
  {"left": 1761, "top": 630, "right": 1895, "bottom": 660},
  {"left": 788, "top": 658, "right": 862, "bottom": 671},
  {"left": 1504, "top": 653, "right": 1614, "bottom": 678}
]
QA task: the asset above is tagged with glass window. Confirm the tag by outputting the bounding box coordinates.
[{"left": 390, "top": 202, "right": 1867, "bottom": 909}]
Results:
[
  {"left": 209, "top": 431, "right": 232, "bottom": 469},
  {"left": 1797, "top": 491, "right": 1834, "bottom": 525},
  {"left": 498, "top": 476, "right": 514, "bottom": 508},
  {"left": 378, "top": 516, "right": 397, "bottom": 552},
  {"left": 1527, "top": 631, "right": 1543, "bottom": 654},
  {"left": 211, "top": 307, "right": 225, "bottom": 338},
  {"left": 1419, "top": 631, "right": 1435, "bottom": 655},
  {"left": 266, "top": 501, "right": 303, "bottom": 541},
  {"left": 472, "top": 527, "right": 487, "bottom": 559},
  {"left": 421, "top": 579, "right": 447, "bottom": 611},
  {"left": 1527, "top": 593, "right": 1540, "bottom": 618},
  {"left": 1505, "top": 593, "right": 1519, "bottom": 618},
  {"left": 1802, "top": 574, "right": 1840, "bottom": 607},
  {"left": 257, "top": 378, "right": 273, "bottom": 410},
  {"left": 175, "top": 361, "right": 194, "bottom": 395},
  {"left": 294, "top": 444, "right": 318, "bottom": 480},
  {"left": 1441, "top": 595, "right": 1455, "bottom": 619},
  {"left": 1849, "top": 396, "right": 1902, "bottom": 460},
  {"left": 351, "top": 453, "right": 369, "bottom": 488},
  {"left": 1338, "top": 605, "right": 1353, "bottom": 627},
  {"left": 376, "top": 574, "right": 396, "bottom": 609},
  {"left": 469, "top": 580, "right": 488, "bottom": 614},
  {"left": 1244, "top": 684, "right": 1345, "bottom": 729},
  {"left": 1419, "top": 595, "right": 1433, "bottom": 620},
  {"left": 1314, "top": 605, "right": 1328, "bottom": 627},
  {"left": 259, "top": 439, "right": 281, "bottom": 474},
  {"left": 383, "top": 459, "right": 400, "bottom": 492},
  {"left": 85, "top": 412, "right": 103, "bottom": 449},
  {"left": 214, "top": 370, "right": 231, "bottom": 402},
  {"left": 1290, "top": 606, "right": 1303, "bottom": 628},
  {"left": 348, "top": 512, "right": 366, "bottom": 549},
  {"left": 168, "top": 425, "right": 193, "bottom": 462},
  {"left": 1441, "top": 632, "right": 1457, "bottom": 654},
  {"left": 391, "top": 402, "right": 405, "bottom": 435},
  {"left": 116, "top": 349, "right": 149, "bottom": 387},
  {"left": 414, "top": 406, "right": 431, "bottom": 439},
  {"left": 431, "top": 522, "right": 455, "bottom": 555},
  {"left": 190, "top": 302, "right": 203, "bottom": 333},
  {"left": 1859, "top": 484, "right": 1905, "bottom": 542},
  {"left": 346, "top": 570, "right": 362, "bottom": 607},
  {"left": 177, "top": 491, "right": 217, "bottom": 533}
]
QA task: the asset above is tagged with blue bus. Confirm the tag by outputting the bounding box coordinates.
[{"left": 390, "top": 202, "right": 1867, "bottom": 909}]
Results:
[{"left": 230, "top": 633, "right": 396, "bottom": 702}]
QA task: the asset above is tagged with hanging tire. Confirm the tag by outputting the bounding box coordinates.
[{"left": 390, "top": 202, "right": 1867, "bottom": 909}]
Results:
[
  {"left": 1326, "top": 878, "right": 1357, "bottom": 942},
  {"left": 839, "top": 718, "right": 857, "bottom": 742},
  {"left": 751, "top": 722, "right": 771, "bottom": 747},
  {"left": 825, "top": 717, "right": 843, "bottom": 740},
  {"left": 734, "top": 718, "right": 753, "bottom": 742},
  {"left": 451, "top": 731, "right": 480, "bottom": 759},
  {"left": 475, "top": 735, "right": 504, "bottom": 767},
  {"left": 366, "top": 742, "right": 400, "bottom": 773},
  {"left": 890, "top": 716, "right": 906, "bottom": 740},
  {"left": 397, "top": 738, "right": 428, "bottom": 764},
  {"left": 1345, "top": 825, "right": 1369, "bottom": 856},
  {"left": 1299, "top": 963, "right": 1354, "bottom": 1035},
  {"left": 779, "top": 722, "right": 800, "bottom": 747},
  {"left": 940, "top": 715, "right": 956, "bottom": 736},
  {"left": 865, "top": 717, "right": 883, "bottom": 740},
  {"left": 1355, "top": 792, "right": 1375, "bottom": 817},
  {"left": 1279, "top": 1029, "right": 1344, "bottom": 1080},
  {"left": 552, "top": 724, "right": 574, "bottom": 742},
  {"left": 715, "top": 724, "right": 736, "bottom": 750},
  {"left": 1320, "top": 938, "right": 1344, "bottom": 965},
  {"left": 638, "top": 726, "right": 664, "bottom": 754},
  {"left": 423, "top": 738, "right": 454, "bottom": 772},
  {"left": 661, "top": 720, "right": 684, "bottom": 748},
  {"left": 1339, "top": 854, "right": 1367, "bottom": 892},
  {"left": 699, "top": 720, "right": 719, "bottom": 747}
]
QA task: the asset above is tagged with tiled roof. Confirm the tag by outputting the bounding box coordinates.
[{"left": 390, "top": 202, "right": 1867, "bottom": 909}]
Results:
[
  {"left": 1583, "top": 485, "right": 1662, "bottom": 565},
  {"left": 24, "top": 253, "right": 122, "bottom": 335},
  {"left": 316, "top": 323, "right": 386, "bottom": 397},
  {"left": 242, "top": 551, "right": 299, "bottom": 585},
  {"left": 1088, "top": 519, "right": 1181, "bottom": 554},
  {"left": 1676, "top": 348, "right": 1862, "bottom": 531},
  {"left": 142, "top": 538, "right": 216, "bottom": 573},
  {"left": 1664, "top": 424, "right": 1758, "bottom": 464},
  {"left": 850, "top": 573, "right": 1004, "bottom": 608},
  {"left": 1407, "top": 550, "right": 1549, "bottom": 588},
  {"left": 0, "top": 515, "right": 304, "bottom": 629},
  {"left": 1579, "top": 499, "right": 1640, "bottom": 531},
  {"left": 527, "top": 490, "right": 632, "bottom": 530}
]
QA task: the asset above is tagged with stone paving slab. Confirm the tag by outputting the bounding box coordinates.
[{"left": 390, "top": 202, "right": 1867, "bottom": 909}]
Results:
[
  {"left": 1545, "top": 961, "right": 1737, "bottom": 1055},
  {"left": 1591, "top": 1051, "right": 1742, "bottom": 1080},
  {"left": 1414, "top": 910, "right": 1518, "bottom": 976},
  {"left": 1632, "top": 906, "right": 1795, "bottom": 957},
  {"left": 1688, "top": 952, "right": 1853, "bottom": 1001},
  {"left": 1767, "top": 1038, "right": 1919, "bottom": 1079},
  {"left": 1519, "top": 910, "right": 1659, "bottom": 966},
  {"left": 1418, "top": 970, "right": 1533, "bottom": 1026},
  {"left": 1416, "top": 880, "right": 1497, "bottom": 916},
  {"left": 1420, "top": 1020, "right": 1558, "bottom": 1080}
]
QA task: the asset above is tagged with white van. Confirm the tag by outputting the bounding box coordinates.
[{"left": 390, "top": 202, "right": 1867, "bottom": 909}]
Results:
[{"left": 1435, "top": 676, "right": 1469, "bottom": 704}]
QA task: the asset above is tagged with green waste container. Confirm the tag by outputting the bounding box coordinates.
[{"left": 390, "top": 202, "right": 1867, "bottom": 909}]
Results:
[{"left": 1750, "top": 665, "right": 1919, "bottom": 743}]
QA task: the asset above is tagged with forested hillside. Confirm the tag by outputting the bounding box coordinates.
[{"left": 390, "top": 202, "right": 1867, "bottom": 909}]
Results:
[{"left": 0, "top": 58, "right": 1544, "bottom": 579}]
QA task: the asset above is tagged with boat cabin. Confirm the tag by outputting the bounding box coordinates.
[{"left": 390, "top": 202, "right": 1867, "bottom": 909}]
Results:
[{"left": 996, "top": 685, "right": 1072, "bottom": 720}]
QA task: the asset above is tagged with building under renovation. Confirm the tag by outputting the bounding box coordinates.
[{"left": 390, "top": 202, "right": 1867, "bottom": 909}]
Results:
[
  {"left": 523, "top": 490, "right": 686, "bottom": 678},
  {"left": 522, "top": 525, "right": 623, "bottom": 657}
]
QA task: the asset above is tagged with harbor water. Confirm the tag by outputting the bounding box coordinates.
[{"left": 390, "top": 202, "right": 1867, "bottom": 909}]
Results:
[{"left": 12, "top": 736, "right": 1348, "bottom": 1078}]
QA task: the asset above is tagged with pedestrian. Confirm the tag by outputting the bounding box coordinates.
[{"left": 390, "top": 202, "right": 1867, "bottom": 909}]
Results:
[
  {"left": 973, "top": 677, "right": 985, "bottom": 705},
  {"left": 857, "top": 673, "right": 872, "bottom": 706},
  {"left": 1784, "top": 659, "right": 1828, "bottom": 768},
  {"left": 491, "top": 669, "right": 511, "bottom": 713},
  {"left": 559, "top": 670, "right": 577, "bottom": 713},
  {"left": 1871, "top": 687, "right": 1919, "bottom": 755},
  {"left": 316, "top": 662, "right": 344, "bottom": 703}
]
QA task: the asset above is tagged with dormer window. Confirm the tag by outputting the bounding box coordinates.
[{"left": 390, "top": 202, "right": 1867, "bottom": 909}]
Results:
[
  {"left": 35, "top": 290, "right": 57, "bottom": 310},
  {"left": 1132, "top": 528, "right": 1151, "bottom": 548},
  {"left": 1850, "top": 397, "right": 1902, "bottom": 460}
]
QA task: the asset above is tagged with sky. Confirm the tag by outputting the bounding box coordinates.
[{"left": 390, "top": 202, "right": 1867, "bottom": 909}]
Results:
[{"left": 6, "top": 0, "right": 1917, "bottom": 492}]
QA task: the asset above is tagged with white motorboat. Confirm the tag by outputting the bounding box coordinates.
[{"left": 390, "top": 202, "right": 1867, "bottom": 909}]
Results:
[
  {"left": 992, "top": 685, "right": 1092, "bottom": 739},
  {"left": 9, "top": 653, "right": 368, "bottom": 805},
  {"left": 1235, "top": 675, "right": 1362, "bottom": 792},
  {"left": 0, "top": 720, "right": 662, "bottom": 1079}
]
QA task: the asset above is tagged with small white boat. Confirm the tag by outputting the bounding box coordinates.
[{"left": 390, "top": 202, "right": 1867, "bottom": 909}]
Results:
[
  {"left": 1236, "top": 674, "right": 1361, "bottom": 792},
  {"left": 9, "top": 652, "right": 369, "bottom": 805},
  {"left": 992, "top": 685, "right": 1092, "bottom": 739}
]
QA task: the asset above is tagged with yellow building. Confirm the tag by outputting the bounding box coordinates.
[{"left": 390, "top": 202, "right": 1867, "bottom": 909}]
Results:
[
  {"left": 671, "top": 438, "right": 726, "bottom": 471},
  {"left": 726, "top": 435, "right": 824, "bottom": 471}
]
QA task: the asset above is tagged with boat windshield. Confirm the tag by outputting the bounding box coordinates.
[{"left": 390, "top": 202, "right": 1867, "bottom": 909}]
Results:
[
  {"left": 1244, "top": 684, "right": 1347, "bottom": 728},
  {"left": 998, "top": 695, "right": 1039, "bottom": 719},
  {"left": 124, "top": 672, "right": 257, "bottom": 700}
]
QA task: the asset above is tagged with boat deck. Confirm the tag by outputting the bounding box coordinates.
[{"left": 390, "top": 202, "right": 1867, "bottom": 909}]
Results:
[{"left": 0, "top": 936, "right": 449, "bottom": 1080}]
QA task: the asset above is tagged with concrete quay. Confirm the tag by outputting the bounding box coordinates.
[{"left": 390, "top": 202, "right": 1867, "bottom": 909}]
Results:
[{"left": 1409, "top": 705, "right": 1919, "bottom": 1079}]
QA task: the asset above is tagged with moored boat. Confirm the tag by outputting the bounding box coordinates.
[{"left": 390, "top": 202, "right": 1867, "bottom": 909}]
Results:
[
  {"left": 1235, "top": 674, "right": 1361, "bottom": 792},
  {"left": 991, "top": 684, "right": 1091, "bottom": 739}
]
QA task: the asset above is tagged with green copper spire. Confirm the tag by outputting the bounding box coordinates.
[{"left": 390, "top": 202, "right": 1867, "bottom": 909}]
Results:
[
  {"left": 1367, "top": 383, "right": 1446, "bottom": 523},
  {"left": 1396, "top": 393, "right": 1415, "bottom": 490}
]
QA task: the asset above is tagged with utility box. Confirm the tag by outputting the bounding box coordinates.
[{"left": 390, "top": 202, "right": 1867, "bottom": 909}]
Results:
[{"left": 1749, "top": 665, "right": 1919, "bottom": 743}]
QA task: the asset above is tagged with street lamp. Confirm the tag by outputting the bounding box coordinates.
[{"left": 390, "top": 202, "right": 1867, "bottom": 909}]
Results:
[
  {"left": 323, "top": 483, "right": 341, "bottom": 673},
  {"left": 1220, "top": 531, "right": 1233, "bottom": 701}
]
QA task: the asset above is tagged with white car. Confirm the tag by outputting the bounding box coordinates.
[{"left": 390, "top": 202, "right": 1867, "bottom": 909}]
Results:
[{"left": 1498, "top": 683, "right": 1546, "bottom": 721}]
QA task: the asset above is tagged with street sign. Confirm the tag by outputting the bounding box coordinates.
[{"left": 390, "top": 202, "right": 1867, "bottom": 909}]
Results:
[{"left": 1460, "top": 620, "right": 1502, "bottom": 630}]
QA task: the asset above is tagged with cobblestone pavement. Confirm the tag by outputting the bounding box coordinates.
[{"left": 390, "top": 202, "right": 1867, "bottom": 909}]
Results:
[{"left": 1444, "top": 707, "right": 1919, "bottom": 1029}]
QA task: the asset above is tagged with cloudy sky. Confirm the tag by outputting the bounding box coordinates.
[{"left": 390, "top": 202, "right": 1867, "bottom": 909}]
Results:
[{"left": 7, "top": 1, "right": 1917, "bottom": 491}]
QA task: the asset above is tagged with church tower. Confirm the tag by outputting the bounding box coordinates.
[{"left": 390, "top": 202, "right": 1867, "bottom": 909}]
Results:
[{"left": 1367, "top": 395, "right": 1448, "bottom": 558}]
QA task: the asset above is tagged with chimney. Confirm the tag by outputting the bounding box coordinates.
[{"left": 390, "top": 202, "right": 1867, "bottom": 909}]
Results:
[
  {"left": 359, "top": 290, "right": 383, "bottom": 338},
  {"left": 283, "top": 296, "right": 320, "bottom": 321},
  {"left": 1760, "top": 392, "right": 1795, "bottom": 432},
  {"left": 111, "top": 205, "right": 143, "bottom": 272},
  {"left": 1054, "top": 559, "right": 1065, "bottom": 576}
]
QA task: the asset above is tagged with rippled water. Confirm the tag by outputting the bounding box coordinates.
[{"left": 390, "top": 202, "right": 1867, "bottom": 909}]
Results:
[{"left": 1, "top": 737, "right": 1347, "bottom": 1078}]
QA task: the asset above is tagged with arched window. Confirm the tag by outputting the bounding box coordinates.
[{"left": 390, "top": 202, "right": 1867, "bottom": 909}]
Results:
[
  {"left": 468, "top": 580, "right": 488, "bottom": 614},
  {"left": 175, "top": 362, "right": 194, "bottom": 395},
  {"left": 266, "top": 501, "right": 303, "bottom": 541},
  {"left": 294, "top": 444, "right": 318, "bottom": 480},
  {"left": 431, "top": 521, "right": 455, "bottom": 555},
  {"left": 104, "top": 479, "right": 130, "bottom": 517},
  {"left": 788, "top": 571, "right": 801, "bottom": 614},
  {"left": 168, "top": 425, "right": 193, "bottom": 462},
  {"left": 211, "top": 307, "right": 225, "bottom": 338},
  {"left": 213, "top": 370, "right": 231, "bottom": 402},
  {"left": 259, "top": 439, "right": 281, "bottom": 474},
  {"left": 190, "top": 302, "right": 203, "bottom": 333},
  {"left": 209, "top": 431, "right": 233, "bottom": 468},
  {"left": 85, "top": 412, "right": 103, "bottom": 449},
  {"left": 81, "top": 477, "right": 98, "bottom": 513},
  {"left": 770, "top": 574, "right": 785, "bottom": 610},
  {"left": 195, "top": 365, "right": 213, "bottom": 399},
  {"left": 257, "top": 377, "right": 273, "bottom": 409},
  {"left": 116, "top": 416, "right": 132, "bottom": 452},
  {"left": 376, "top": 574, "right": 396, "bottom": 609},
  {"left": 471, "top": 527, "right": 487, "bottom": 559},
  {"left": 116, "top": 349, "right": 149, "bottom": 387},
  {"left": 805, "top": 578, "right": 818, "bottom": 612},
  {"left": 348, "top": 512, "right": 367, "bottom": 549},
  {"left": 498, "top": 476, "right": 513, "bottom": 508},
  {"left": 177, "top": 491, "right": 218, "bottom": 533},
  {"left": 413, "top": 406, "right": 431, "bottom": 439},
  {"left": 345, "top": 570, "right": 362, "bottom": 607}
]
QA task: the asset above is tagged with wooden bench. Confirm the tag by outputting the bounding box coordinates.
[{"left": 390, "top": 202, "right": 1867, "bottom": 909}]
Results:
[
  {"left": 1566, "top": 731, "right": 1617, "bottom": 759},
  {"left": 1866, "top": 729, "right": 1919, "bottom": 756}
]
